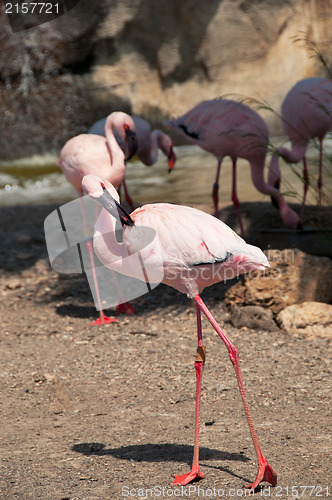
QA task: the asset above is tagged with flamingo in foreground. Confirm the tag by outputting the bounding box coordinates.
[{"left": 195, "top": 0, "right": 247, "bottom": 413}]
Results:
[
  {"left": 269, "top": 77, "right": 332, "bottom": 221},
  {"left": 169, "top": 99, "right": 300, "bottom": 236},
  {"left": 89, "top": 114, "right": 176, "bottom": 174},
  {"left": 82, "top": 173, "right": 277, "bottom": 490},
  {"left": 58, "top": 112, "right": 138, "bottom": 323}
]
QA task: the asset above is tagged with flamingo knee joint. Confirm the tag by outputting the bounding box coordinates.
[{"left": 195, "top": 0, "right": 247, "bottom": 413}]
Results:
[{"left": 195, "top": 345, "right": 206, "bottom": 364}]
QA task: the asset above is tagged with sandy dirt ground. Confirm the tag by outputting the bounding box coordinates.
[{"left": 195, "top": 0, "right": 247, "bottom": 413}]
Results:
[{"left": 0, "top": 202, "right": 331, "bottom": 500}]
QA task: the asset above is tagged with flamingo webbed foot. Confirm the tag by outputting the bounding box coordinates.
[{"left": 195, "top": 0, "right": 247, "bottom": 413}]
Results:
[
  {"left": 116, "top": 302, "right": 136, "bottom": 315},
  {"left": 171, "top": 468, "right": 205, "bottom": 486},
  {"left": 89, "top": 315, "right": 118, "bottom": 326},
  {"left": 245, "top": 456, "right": 277, "bottom": 490}
]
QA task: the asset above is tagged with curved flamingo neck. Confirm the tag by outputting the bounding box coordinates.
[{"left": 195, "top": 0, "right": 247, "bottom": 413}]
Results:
[
  {"left": 268, "top": 139, "right": 309, "bottom": 187},
  {"left": 274, "top": 194, "right": 298, "bottom": 227},
  {"left": 249, "top": 161, "right": 300, "bottom": 229},
  {"left": 147, "top": 130, "right": 171, "bottom": 163},
  {"left": 153, "top": 129, "right": 165, "bottom": 147},
  {"left": 105, "top": 116, "right": 126, "bottom": 172},
  {"left": 95, "top": 209, "right": 126, "bottom": 261},
  {"left": 278, "top": 142, "right": 307, "bottom": 163},
  {"left": 141, "top": 129, "right": 162, "bottom": 164}
]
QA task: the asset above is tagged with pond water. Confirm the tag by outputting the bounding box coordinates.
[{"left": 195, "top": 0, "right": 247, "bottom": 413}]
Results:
[{"left": 0, "top": 140, "right": 332, "bottom": 209}]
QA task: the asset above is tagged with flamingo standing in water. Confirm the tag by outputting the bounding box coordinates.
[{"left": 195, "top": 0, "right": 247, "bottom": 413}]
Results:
[
  {"left": 169, "top": 99, "right": 300, "bottom": 236},
  {"left": 58, "top": 112, "right": 138, "bottom": 323},
  {"left": 89, "top": 115, "right": 176, "bottom": 176},
  {"left": 82, "top": 173, "right": 277, "bottom": 490},
  {"left": 269, "top": 77, "right": 332, "bottom": 221}
]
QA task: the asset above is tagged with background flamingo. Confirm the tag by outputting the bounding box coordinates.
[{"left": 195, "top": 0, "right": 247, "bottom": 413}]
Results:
[
  {"left": 89, "top": 115, "right": 176, "bottom": 171},
  {"left": 59, "top": 112, "right": 137, "bottom": 205},
  {"left": 168, "top": 99, "right": 300, "bottom": 236},
  {"left": 82, "top": 173, "right": 277, "bottom": 490},
  {"left": 269, "top": 77, "right": 332, "bottom": 221},
  {"left": 58, "top": 112, "right": 138, "bottom": 322}
]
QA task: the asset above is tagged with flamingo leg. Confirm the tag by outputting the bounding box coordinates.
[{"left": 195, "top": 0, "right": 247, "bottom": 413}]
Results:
[
  {"left": 194, "top": 295, "right": 277, "bottom": 490},
  {"left": 231, "top": 159, "right": 245, "bottom": 238},
  {"left": 79, "top": 198, "right": 117, "bottom": 326},
  {"left": 114, "top": 271, "right": 136, "bottom": 315},
  {"left": 172, "top": 303, "right": 205, "bottom": 485},
  {"left": 116, "top": 301, "right": 136, "bottom": 315},
  {"left": 85, "top": 239, "right": 118, "bottom": 326},
  {"left": 300, "top": 157, "right": 309, "bottom": 223},
  {"left": 122, "top": 179, "right": 135, "bottom": 211},
  {"left": 318, "top": 138, "right": 323, "bottom": 224},
  {"left": 212, "top": 161, "right": 221, "bottom": 218}
]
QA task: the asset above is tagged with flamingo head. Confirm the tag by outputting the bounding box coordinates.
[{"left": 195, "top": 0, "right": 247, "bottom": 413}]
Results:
[
  {"left": 280, "top": 204, "right": 301, "bottom": 230},
  {"left": 82, "top": 174, "right": 134, "bottom": 227},
  {"left": 105, "top": 112, "right": 138, "bottom": 162},
  {"left": 167, "top": 145, "right": 176, "bottom": 172},
  {"left": 157, "top": 132, "right": 176, "bottom": 172}
]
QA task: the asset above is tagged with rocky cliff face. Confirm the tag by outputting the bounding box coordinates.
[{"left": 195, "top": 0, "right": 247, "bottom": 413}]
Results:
[{"left": 1, "top": 0, "right": 332, "bottom": 160}]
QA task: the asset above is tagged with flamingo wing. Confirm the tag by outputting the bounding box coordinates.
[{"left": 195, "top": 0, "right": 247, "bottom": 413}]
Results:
[{"left": 131, "top": 203, "right": 267, "bottom": 268}]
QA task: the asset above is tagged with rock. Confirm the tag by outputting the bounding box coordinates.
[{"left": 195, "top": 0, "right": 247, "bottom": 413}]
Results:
[
  {"left": 225, "top": 249, "right": 332, "bottom": 316},
  {"left": 5, "top": 278, "right": 22, "bottom": 290},
  {"left": 45, "top": 374, "right": 72, "bottom": 410},
  {"left": 277, "top": 302, "right": 332, "bottom": 338},
  {"left": 229, "top": 305, "right": 277, "bottom": 331},
  {"left": 1, "top": 0, "right": 332, "bottom": 160}
]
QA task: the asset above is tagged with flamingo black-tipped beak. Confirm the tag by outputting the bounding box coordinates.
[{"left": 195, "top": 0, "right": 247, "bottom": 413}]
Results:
[
  {"left": 124, "top": 126, "right": 138, "bottom": 162},
  {"left": 97, "top": 186, "right": 134, "bottom": 227},
  {"left": 168, "top": 147, "right": 176, "bottom": 173}
]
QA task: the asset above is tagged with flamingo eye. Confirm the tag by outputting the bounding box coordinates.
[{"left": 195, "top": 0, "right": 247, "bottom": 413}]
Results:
[
  {"left": 124, "top": 124, "right": 129, "bottom": 130},
  {"left": 101, "top": 182, "right": 106, "bottom": 190}
]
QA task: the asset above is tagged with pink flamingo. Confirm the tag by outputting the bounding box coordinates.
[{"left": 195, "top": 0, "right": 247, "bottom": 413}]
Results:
[
  {"left": 58, "top": 112, "right": 138, "bottom": 323},
  {"left": 89, "top": 114, "right": 176, "bottom": 171},
  {"left": 82, "top": 173, "right": 277, "bottom": 490},
  {"left": 169, "top": 99, "right": 300, "bottom": 236},
  {"left": 59, "top": 112, "right": 138, "bottom": 204},
  {"left": 269, "top": 77, "right": 332, "bottom": 221}
]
